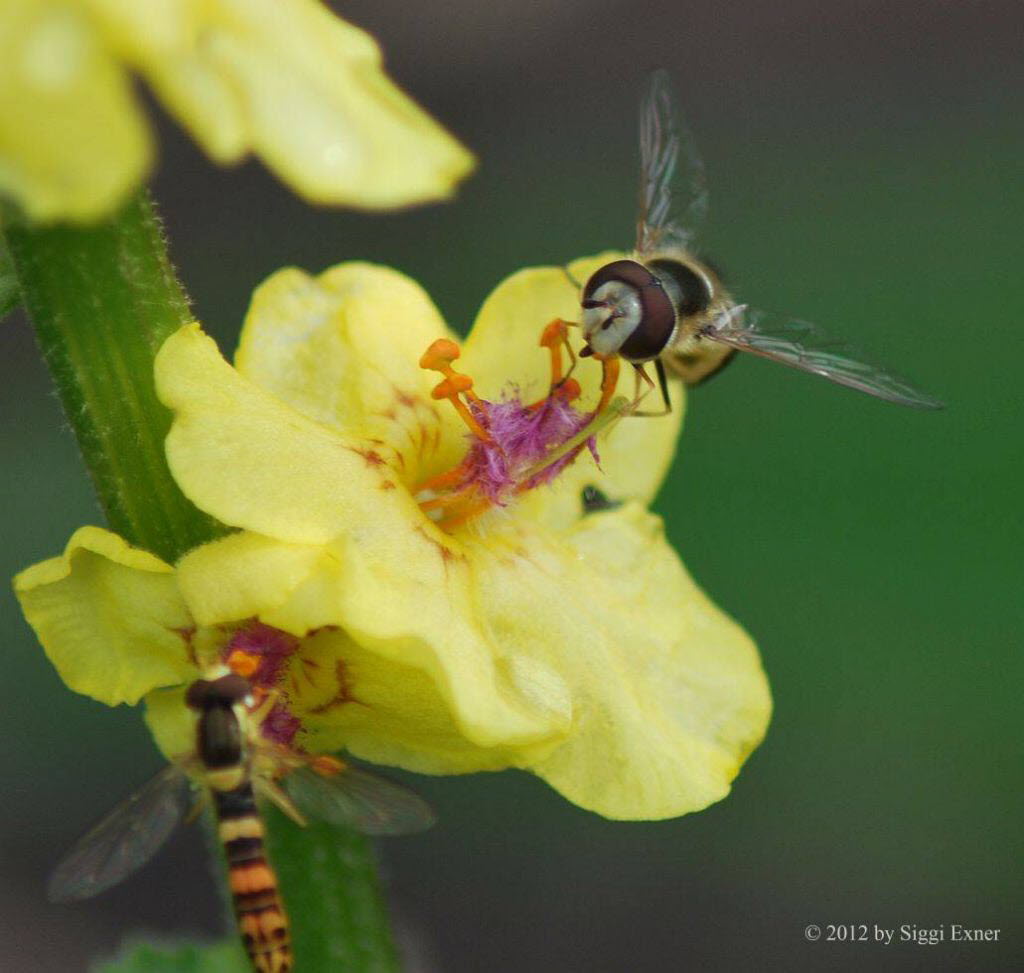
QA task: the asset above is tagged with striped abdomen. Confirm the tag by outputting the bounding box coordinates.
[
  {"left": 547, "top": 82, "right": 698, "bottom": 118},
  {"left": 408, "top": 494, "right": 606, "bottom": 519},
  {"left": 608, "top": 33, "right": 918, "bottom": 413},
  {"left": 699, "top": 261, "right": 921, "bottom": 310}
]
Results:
[{"left": 215, "top": 783, "right": 292, "bottom": 973}]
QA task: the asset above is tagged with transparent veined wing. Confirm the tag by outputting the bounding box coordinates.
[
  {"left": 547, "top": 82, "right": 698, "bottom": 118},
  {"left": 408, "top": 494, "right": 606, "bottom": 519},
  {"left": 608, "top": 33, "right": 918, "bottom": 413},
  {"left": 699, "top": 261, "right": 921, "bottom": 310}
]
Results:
[
  {"left": 283, "top": 764, "right": 436, "bottom": 836},
  {"left": 48, "top": 764, "right": 192, "bottom": 902},
  {"left": 702, "top": 305, "right": 944, "bottom": 409},
  {"left": 636, "top": 70, "right": 708, "bottom": 255}
]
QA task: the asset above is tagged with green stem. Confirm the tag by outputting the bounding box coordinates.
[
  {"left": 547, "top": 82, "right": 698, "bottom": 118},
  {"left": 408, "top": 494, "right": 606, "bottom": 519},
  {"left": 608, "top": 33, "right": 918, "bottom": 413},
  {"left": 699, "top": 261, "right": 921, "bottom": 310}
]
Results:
[
  {"left": 4, "top": 191, "right": 399, "bottom": 970},
  {"left": 266, "top": 810, "right": 400, "bottom": 972},
  {"left": 3, "top": 192, "right": 215, "bottom": 562},
  {"left": 0, "top": 234, "right": 20, "bottom": 319}
]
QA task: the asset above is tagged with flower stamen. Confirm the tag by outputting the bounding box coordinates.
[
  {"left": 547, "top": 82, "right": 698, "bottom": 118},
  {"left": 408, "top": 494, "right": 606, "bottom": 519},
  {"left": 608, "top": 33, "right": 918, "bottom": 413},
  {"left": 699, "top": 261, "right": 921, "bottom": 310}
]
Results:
[
  {"left": 414, "top": 461, "right": 475, "bottom": 497},
  {"left": 538, "top": 318, "right": 578, "bottom": 391},
  {"left": 226, "top": 648, "right": 260, "bottom": 680},
  {"left": 433, "top": 496, "right": 494, "bottom": 531},
  {"left": 310, "top": 754, "right": 346, "bottom": 777},
  {"left": 419, "top": 339, "right": 492, "bottom": 443},
  {"left": 595, "top": 353, "right": 621, "bottom": 416},
  {"left": 413, "top": 325, "right": 628, "bottom": 530}
]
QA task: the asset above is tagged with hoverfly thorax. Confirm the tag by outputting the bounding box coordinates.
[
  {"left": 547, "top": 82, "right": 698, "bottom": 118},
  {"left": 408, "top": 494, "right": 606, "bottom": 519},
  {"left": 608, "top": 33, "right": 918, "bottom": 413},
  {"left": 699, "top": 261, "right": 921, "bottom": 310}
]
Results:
[
  {"left": 186, "top": 671, "right": 254, "bottom": 775},
  {"left": 644, "top": 253, "right": 738, "bottom": 385}
]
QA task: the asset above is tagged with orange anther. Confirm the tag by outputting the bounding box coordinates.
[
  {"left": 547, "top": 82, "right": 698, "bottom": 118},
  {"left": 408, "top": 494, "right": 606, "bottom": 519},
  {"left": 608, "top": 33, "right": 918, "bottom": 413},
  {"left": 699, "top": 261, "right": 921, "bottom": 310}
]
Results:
[
  {"left": 227, "top": 649, "right": 260, "bottom": 679},
  {"left": 311, "top": 754, "right": 345, "bottom": 777},
  {"left": 431, "top": 374, "right": 474, "bottom": 400},
  {"left": 554, "top": 377, "right": 582, "bottom": 402},
  {"left": 539, "top": 319, "right": 568, "bottom": 348},
  {"left": 419, "top": 338, "right": 462, "bottom": 371}
]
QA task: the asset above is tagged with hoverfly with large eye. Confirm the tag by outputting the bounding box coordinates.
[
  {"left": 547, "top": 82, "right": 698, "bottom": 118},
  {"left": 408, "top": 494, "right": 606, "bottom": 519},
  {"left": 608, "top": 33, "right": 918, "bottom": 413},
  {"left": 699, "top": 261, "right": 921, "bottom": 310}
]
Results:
[
  {"left": 574, "top": 70, "right": 942, "bottom": 413},
  {"left": 48, "top": 666, "right": 435, "bottom": 973}
]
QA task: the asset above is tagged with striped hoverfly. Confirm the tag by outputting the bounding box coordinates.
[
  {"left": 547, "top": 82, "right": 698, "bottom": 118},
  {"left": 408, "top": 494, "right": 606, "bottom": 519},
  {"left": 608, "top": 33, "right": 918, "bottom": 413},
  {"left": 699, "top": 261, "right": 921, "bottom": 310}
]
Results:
[
  {"left": 576, "top": 70, "right": 943, "bottom": 412},
  {"left": 48, "top": 666, "right": 434, "bottom": 973}
]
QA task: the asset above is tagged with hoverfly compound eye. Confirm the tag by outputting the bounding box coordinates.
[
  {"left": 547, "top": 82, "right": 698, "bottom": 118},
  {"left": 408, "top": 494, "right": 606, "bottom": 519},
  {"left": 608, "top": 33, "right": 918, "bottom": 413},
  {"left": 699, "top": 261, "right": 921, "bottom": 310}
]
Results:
[{"left": 580, "top": 259, "right": 678, "bottom": 363}]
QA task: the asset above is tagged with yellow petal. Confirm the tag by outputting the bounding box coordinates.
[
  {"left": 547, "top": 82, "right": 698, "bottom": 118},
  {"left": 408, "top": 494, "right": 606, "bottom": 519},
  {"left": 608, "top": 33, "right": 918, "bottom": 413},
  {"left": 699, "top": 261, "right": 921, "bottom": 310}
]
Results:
[
  {"left": 0, "top": 1, "right": 151, "bottom": 222},
  {"left": 143, "top": 685, "right": 192, "bottom": 760},
  {"left": 14, "top": 527, "right": 195, "bottom": 705},
  {"left": 461, "top": 254, "right": 685, "bottom": 526},
  {"left": 286, "top": 628, "right": 533, "bottom": 775},
  {"left": 177, "top": 524, "right": 568, "bottom": 754},
  {"left": 176, "top": 530, "right": 324, "bottom": 627},
  {"left": 84, "top": 0, "right": 248, "bottom": 161},
  {"left": 234, "top": 262, "right": 463, "bottom": 473},
  {"left": 470, "top": 504, "right": 771, "bottom": 819},
  {"left": 156, "top": 323, "right": 429, "bottom": 544},
  {"left": 282, "top": 530, "right": 571, "bottom": 751},
  {"left": 87, "top": 0, "right": 474, "bottom": 207}
]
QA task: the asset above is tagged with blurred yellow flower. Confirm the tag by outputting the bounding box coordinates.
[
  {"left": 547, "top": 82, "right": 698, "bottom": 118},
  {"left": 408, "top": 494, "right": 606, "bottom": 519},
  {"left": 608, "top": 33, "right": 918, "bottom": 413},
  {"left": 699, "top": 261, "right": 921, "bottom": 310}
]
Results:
[
  {"left": 148, "top": 257, "right": 772, "bottom": 819},
  {"left": 0, "top": 0, "right": 474, "bottom": 222}
]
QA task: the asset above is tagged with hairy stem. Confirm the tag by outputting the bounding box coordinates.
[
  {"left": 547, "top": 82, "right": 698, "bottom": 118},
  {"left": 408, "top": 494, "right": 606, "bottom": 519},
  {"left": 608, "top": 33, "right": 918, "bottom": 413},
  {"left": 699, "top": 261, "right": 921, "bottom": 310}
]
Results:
[{"left": 4, "top": 192, "right": 215, "bottom": 562}]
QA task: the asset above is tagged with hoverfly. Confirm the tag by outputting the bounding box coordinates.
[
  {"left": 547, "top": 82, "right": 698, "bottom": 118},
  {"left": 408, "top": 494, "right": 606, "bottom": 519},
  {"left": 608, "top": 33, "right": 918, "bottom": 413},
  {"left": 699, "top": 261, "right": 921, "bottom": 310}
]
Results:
[
  {"left": 577, "top": 70, "right": 943, "bottom": 411},
  {"left": 48, "top": 666, "right": 434, "bottom": 973}
]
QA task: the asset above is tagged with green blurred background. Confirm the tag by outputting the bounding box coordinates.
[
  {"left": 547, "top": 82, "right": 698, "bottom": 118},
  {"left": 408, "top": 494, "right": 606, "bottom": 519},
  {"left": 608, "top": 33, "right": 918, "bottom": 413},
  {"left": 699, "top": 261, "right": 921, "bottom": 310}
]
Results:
[{"left": 2, "top": 1, "right": 1021, "bottom": 969}]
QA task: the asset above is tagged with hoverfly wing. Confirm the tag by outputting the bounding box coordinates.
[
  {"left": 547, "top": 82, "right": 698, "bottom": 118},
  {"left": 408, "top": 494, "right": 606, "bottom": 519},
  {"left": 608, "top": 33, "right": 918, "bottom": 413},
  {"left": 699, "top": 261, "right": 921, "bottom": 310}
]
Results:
[
  {"left": 702, "top": 305, "right": 944, "bottom": 409},
  {"left": 636, "top": 70, "right": 708, "bottom": 256},
  {"left": 48, "top": 764, "right": 192, "bottom": 902},
  {"left": 283, "top": 764, "right": 436, "bottom": 837}
]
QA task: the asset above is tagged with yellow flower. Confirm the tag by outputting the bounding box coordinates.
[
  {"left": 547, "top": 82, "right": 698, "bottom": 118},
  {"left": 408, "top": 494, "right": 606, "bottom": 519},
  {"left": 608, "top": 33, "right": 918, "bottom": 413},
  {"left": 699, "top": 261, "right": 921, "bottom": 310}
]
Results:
[
  {"left": 0, "top": 0, "right": 474, "bottom": 223},
  {"left": 146, "top": 255, "right": 772, "bottom": 819}
]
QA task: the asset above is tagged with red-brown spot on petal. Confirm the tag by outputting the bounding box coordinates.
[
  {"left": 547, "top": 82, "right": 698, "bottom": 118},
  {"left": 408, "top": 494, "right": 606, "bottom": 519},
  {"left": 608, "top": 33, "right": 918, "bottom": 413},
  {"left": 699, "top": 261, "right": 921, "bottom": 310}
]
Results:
[
  {"left": 346, "top": 445, "right": 387, "bottom": 469},
  {"left": 304, "top": 626, "right": 338, "bottom": 638},
  {"left": 170, "top": 626, "right": 198, "bottom": 666},
  {"left": 414, "top": 524, "right": 464, "bottom": 577},
  {"left": 307, "top": 660, "right": 367, "bottom": 714}
]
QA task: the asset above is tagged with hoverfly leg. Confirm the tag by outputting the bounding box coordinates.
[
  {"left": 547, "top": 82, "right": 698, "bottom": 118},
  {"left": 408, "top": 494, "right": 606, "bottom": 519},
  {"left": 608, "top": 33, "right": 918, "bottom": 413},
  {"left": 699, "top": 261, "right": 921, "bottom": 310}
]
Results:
[
  {"left": 561, "top": 264, "right": 583, "bottom": 291},
  {"left": 247, "top": 687, "right": 281, "bottom": 728},
  {"left": 629, "top": 363, "right": 654, "bottom": 411},
  {"left": 257, "top": 777, "right": 309, "bottom": 827},
  {"left": 654, "top": 358, "right": 672, "bottom": 413},
  {"left": 627, "top": 361, "right": 672, "bottom": 417},
  {"left": 562, "top": 331, "right": 578, "bottom": 385},
  {"left": 183, "top": 789, "right": 211, "bottom": 827}
]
